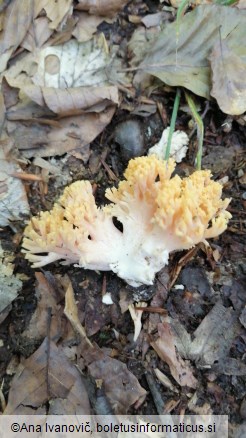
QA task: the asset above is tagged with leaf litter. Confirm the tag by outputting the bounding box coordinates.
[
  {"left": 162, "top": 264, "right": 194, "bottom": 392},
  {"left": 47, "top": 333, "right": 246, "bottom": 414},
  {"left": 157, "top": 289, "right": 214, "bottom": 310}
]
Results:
[
  {"left": 3, "top": 273, "right": 146, "bottom": 414},
  {"left": 0, "top": 0, "right": 245, "bottom": 430},
  {"left": 139, "top": 5, "right": 246, "bottom": 114}
]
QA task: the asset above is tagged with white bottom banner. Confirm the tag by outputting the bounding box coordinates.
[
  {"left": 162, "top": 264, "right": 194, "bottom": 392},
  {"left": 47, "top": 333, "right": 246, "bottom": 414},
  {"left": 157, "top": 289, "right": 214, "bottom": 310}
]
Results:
[{"left": 0, "top": 415, "right": 228, "bottom": 438}]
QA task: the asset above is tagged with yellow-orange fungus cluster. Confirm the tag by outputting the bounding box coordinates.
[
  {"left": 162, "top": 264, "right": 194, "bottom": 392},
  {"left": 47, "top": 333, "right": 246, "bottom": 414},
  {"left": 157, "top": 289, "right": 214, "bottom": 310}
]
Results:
[{"left": 22, "top": 156, "right": 231, "bottom": 286}]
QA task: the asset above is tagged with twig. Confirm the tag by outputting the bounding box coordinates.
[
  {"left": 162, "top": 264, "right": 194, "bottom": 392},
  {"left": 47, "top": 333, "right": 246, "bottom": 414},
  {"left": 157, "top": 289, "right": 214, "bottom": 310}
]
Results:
[
  {"left": 135, "top": 306, "right": 167, "bottom": 314},
  {"left": 9, "top": 172, "right": 44, "bottom": 182},
  {"left": 100, "top": 158, "right": 118, "bottom": 182}
]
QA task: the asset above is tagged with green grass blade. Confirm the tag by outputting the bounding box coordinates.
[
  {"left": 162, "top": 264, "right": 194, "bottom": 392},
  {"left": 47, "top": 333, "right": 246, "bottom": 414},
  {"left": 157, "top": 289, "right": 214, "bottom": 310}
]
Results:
[
  {"left": 165, "top": 88, "right": 181, "bottom": 161},
  {"left": 185, "top": 91, "right": 204, "bottom": 170}
]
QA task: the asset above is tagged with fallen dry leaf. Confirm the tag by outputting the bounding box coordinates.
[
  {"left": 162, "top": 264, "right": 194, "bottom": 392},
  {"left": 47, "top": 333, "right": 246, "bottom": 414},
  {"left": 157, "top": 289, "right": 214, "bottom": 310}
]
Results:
[
  {"left": 209, "top": 40, "right": 246, "bottom": 115},
  {"left": 239, "top": 307, "right": 246, "bottom": 329},
  {"left": 212, "top": 358, "right": 246, "bottom": 376},
  {"left": 128, "top": 302, "right": 147, "bottom": 342},
  {"left": 22, "top": 84, "right": 118, "bottom": 116},
  {"left": 76, "top": 0, "right": 128, "bottom": 17},
  {"left": 8, "top": 106, "right": 116, "bottom": 158},
  {"left": 21, "top": 17, "right": 53, "bottom": 52},
  {"left": 170, "top": 301, "right": 241, "bottom": 368},
  {"left": 88, "top": 356, "right": 146, "bottom": 413},
  {"left": 21, "top": 272, "right": 63, "bottom": 343},
  {"left": 0, "top": 89, "right": 5, "bottom": 134},
  {"left": 1, "top": 77, "right": 19, "bottom": 109},
  {"left": 4, "top": 337, "right": 91, "bottom": 414},
  {"left": 33, "top": 38, "right": 110, "bottom": 88},
  {"left": 64, "top": 279, "right": 92, "bottom": 345},
  {"left": 154, "top": 368, "right": 179, "bottom": 393},
  {"left": 151, "top": 321, "right": 198, "bottom": 388},
  {"left": 2, "top": 51, "right": 36, "bottom": 89},
  {"left": 189, "top": 301, "right": 241, "bottom": 366},
  {"left": 34, "top": 0, "right": 73, "bottom": 30},
  {"left": 141, "top": 12, "right": 167, "bottom": 28},
  {"left": 237, "top": 0, "right": 246, "bottom": 8},
  {"left": 0, "top": 241, "right": 22, "bottom": 323},
  {"left": 0, "top": 138, "right": 30, "bottom": 226},
  {"left": 222, "top": 277, "right": 246, "bottom": 312},
  {"left": 72, "top": 12, "right": 105, "bottom": 43},
  {"left": 0, "top": 0, "right": 34, "bottom": 72},
  {"left": 179, "top": 266, "right": 212, "bottom": 297},
  {"left": 75, "top": 338, "right": 146, "bottom": 414},
  {"left": 140, "top": 5, "right": 246, "bottom": 100},
  {"left": 84, "top": 290, "right": 116, "bottom": 337}
]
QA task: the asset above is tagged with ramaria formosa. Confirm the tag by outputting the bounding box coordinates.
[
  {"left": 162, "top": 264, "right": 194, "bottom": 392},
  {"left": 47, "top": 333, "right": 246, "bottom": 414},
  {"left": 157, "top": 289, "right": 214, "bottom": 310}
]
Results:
[{"left": 22, "top": 156, "right": 231, "bottom": 287}]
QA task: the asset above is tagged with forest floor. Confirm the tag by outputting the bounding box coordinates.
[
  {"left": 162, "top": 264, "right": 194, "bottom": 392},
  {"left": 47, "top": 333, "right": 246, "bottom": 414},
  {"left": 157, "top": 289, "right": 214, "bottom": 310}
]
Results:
[{"left": 0, "top": 1, "right": 245, "bottom": 437}]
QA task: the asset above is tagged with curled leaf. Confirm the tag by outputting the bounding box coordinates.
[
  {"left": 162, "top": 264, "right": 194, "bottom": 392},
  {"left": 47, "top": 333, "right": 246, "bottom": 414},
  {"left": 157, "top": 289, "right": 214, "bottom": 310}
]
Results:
[{"left": 209, "top": 40, "right": 246, "bottom": 115}]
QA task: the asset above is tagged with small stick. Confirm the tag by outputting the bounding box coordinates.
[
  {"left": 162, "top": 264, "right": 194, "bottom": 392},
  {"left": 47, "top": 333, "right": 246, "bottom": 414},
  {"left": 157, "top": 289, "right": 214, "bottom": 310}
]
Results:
[
  {"left": 9, "top": 172, "right": 44, "bottom": 182},
  {"left": 135, "top": 306, "right": 167, "bottom": 314}
]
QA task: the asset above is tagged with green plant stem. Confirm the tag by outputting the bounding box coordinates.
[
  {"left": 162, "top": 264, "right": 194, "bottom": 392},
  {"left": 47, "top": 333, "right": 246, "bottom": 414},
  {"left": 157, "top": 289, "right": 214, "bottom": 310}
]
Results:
[
  {"left": 215, "top": 0, "right": 238, "bottom": 4},
  {"left": 165, "top": 88, "right": 181, "bottom": 161},
  {"left": 176, "top": 0, "right": 190, "bottom": 30},
  {"left": 185, "top": 91, "right": 204, "bottom": 170}
]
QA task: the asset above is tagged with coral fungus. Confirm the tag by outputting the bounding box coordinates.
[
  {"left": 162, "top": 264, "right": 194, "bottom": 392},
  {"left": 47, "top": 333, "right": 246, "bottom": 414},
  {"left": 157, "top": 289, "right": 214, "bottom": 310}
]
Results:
[{"left": 22, "top": 156, "right": 231, "bottom": 286}]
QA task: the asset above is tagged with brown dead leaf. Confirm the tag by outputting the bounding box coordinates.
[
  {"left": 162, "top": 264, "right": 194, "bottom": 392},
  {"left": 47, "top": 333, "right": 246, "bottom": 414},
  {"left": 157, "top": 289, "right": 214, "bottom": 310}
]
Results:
[
  {"left": 0, "top": 0, "right": 34, "bottom": 73},
  {"left": 189, "top": 301, "right": 241, "bottom": 366},
  {"left": 34, "top": 0, "right": 73, "bottom": 30},
  {"left": 0, "top": 138, "right": 30, "bottom": 226},
  {"left": 170, "top": 300, "right": 241, "bottom": 368},
  {"left": 209, "top": 40, "right": 246, "bottom": 115},
  {"left": 4, "top": 337, "right": 91, "bottom": 414},
  {"left": 147, "top": 267, "right": 169, "bottom": 334},
  {"left": 237, "top": 0, "right": 246, "bottom": 8},
  {"left": 87, "top": 354, "right": 146, "bottom": 413},
  {"left": 240, "top": 307, "right": 246, "bottom": 329},
  {"left": 64, "top": 279, "right": 92, "bottom": 346},
  {"left": 22, "top": 84, "right": 118, "bottom": 116},
  {"left": 151, "top": 321, "right": 198, "bottom": 388},
  {"left": 0, "top": 89, "right": 5, "bottom": 134},
  {"left": 1, "top": 77, "right": 19, "bottom": 109},
  {"left": 76, "top": 0, "right": 128, "bottom": 17},
  {"left": 222, "top": 277, "right": 246, "bottom": 311},
  {"left": 141, "top": 12, "right": 167, "bottom": 28},
  {"left": 7, "top": 106, "right": 116, "bottom": 158},
  {"left": 2, "top": 51, "right": 37, "bottom": 90},
  {"left": 72, "top": 12, "right": 105, "bottom": 42},
  {"left": 0, "top": 240, "right": 22, "bottom": 323},
  {"left": 75, "top": 335, "right": 146, "bottom": 414},
  {"left": 21, "top": 272, "right": 62, "bottom": 343},
  {"left": 21, "top": 17, "right": 53, "bottom": 52},
  {"left": 81, "top": 345, "right": 146, "bottom": 414},
  {"left": 212, "top": 358, "right": 246, "bottom": 376},
  {"left": 43, "top": 16, "right": 78, "bottom": 47},
  {"left": 179, "top": 266, "right": 212, "bottom": 297}
]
